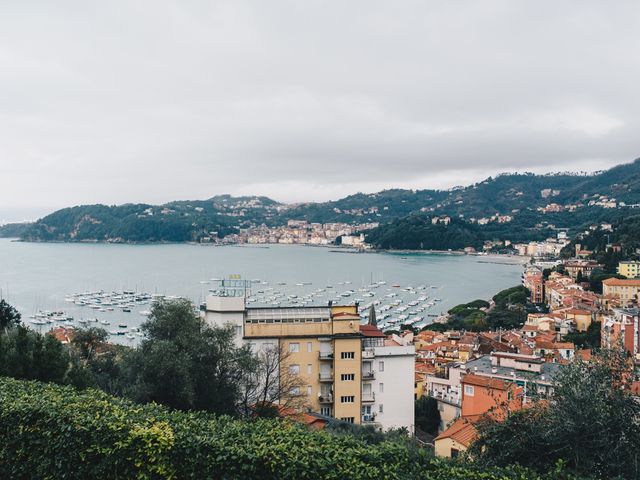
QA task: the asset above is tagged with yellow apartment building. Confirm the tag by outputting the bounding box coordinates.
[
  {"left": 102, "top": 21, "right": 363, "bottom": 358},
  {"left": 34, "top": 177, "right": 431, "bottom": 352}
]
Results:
[
  {"left": 618, "top": 261, "right": 640, "bottom": 279},
  {"left": 602, "top": 278, "right": 640, "bottom": 305},
  {"left": 205, "top": 292, "right": 415, "bottom": 429},
  {"left": 206, "top": 297, "right": 365, "bottom": 423}
]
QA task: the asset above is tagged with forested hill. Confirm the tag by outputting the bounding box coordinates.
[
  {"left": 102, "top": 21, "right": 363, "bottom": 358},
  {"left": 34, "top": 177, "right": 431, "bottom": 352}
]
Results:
[
  {"left": 0, "top": 223, "right": 32, "bottom": 238},
  {"left": 17, "top": 158, "right": 640, "bottom": 243},
  {"left": 20, "top": 196, "right": 279, "bottom": 243}
]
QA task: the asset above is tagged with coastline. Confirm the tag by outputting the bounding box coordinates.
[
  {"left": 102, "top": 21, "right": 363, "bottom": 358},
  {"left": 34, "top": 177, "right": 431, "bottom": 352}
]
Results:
[{"left": 3, "top": 238, "right": 529, "bottom": 264}]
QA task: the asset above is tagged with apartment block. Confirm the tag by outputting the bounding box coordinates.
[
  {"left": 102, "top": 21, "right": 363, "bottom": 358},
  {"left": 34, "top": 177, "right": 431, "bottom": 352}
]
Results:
[
  {"left": 602, "top": 308, "right": 640, "bottom": 359},
  {"left": 602, "top": 278, "right": 640, "bottom": 305},
  {"left": 618, "top": 261, "right": 640, "bottom": 279},
  {"left": 204, "top": 293, "right": 415, "bottom": 431}
]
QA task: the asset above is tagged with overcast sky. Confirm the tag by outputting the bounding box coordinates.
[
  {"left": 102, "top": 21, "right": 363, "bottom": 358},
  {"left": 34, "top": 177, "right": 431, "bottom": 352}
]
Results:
[{"left": 1, "top": 1, "right": 639, "bottom": 221}]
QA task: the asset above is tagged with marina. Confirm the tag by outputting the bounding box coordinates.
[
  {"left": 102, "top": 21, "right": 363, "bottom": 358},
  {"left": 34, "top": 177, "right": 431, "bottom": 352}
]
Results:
[{"left": 0, "top": 239, "right": 525, "bottom": 344}]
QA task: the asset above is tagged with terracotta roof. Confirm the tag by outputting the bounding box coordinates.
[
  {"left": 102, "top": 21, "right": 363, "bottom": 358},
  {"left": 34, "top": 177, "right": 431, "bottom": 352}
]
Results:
[
  {"left": 562, "top": 308, "right": 592, "bottom": 315},
  {"left": 435, "top": 415, "right": 480, "bottom": 446},
  {"left": 359, "top": 324, "right": 385, "bottom": 337},
  {"left": 48, "top": 327, "right": 75, "bottom": 344},
  {"left": 535, "top": 340, "right": 574, "bottom": 350},
  {"left": 462, "top": 374, "right": 512, "bottom": 391},
  {"left": 603, "top": 278, "right": 640, "bottom": 287}
]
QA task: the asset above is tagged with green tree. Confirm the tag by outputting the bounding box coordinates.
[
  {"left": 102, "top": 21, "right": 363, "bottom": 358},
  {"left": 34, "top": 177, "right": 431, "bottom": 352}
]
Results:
[
  {"left": 415, "top": 396, "right": 441, "bottom": 434},
  {"left": 0, "top": 300, "right": 21, "bottom": 332},
  {"left": 71, "top": 326, "right": 109, "bottom": 363},
  {"left": 470, "top": 347, "right": 640, "bottom": 479},
  {"left": 563, "top": 321, "right": 601, "bottom": 349},
  {"left": 132, "top": 299, "right": 255, "bottom": 416}
]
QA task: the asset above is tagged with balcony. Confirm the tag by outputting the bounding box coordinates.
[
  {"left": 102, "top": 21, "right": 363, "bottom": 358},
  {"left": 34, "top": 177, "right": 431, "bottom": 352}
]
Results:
[
  {"left": 362, "top": 370, "right": 375, "bottom": 381},
  {"left": 362, "top": 392, "right": 375, "bottom": 403},
  {"left": 362, "top": 413, "right": 379, "bottom": 424},
  {"left": 319, "top": 372, "right": 333, "bottom": 382},
  {"left": 319, "top": 394, "right": 333, "bottom": 404},
  {"left": 362, "top": 349, "right": 375, "bottom": 359},
  {"left": 319, "top": 351, "right": 334, "bottom": 360}
]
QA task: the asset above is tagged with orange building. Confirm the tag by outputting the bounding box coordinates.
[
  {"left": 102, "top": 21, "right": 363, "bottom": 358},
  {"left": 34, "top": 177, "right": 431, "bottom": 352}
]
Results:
[
  {"left": 523, "top": 269, "right": 544, "bottom": 304},
  {"left": 460, "top": 374, "right": 523, "bottom": 419}
]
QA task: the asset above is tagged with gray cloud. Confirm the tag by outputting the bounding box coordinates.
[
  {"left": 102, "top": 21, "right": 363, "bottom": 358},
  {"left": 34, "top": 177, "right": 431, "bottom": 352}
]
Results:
[{"left": 0, "top": 0, "right": 639, "bottom": 219}]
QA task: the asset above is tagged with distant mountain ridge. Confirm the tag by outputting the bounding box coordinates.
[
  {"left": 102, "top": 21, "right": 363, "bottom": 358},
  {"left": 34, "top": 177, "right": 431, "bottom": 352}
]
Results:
[{"left": 13, "top": 158, "right": 640, "bottom": 244}]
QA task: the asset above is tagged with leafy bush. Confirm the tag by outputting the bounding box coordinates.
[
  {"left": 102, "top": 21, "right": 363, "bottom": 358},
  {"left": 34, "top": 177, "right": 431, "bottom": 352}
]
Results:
[
  {"left": 470, "top": 348, "right": 640, "bottom": 479},
  {"left": 0, "top": 377, "right": 583, "bottom": 479}
]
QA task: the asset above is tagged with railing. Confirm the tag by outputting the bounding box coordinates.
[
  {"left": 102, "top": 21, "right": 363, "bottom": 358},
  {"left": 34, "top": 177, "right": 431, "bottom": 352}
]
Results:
[
  {"left": 362, "top": 349, "right": 375, "bottom": 359},
  {"left": 362, "top": 413, "right": 377, "bottom": 423},
  {"left": 319, "top": 351, "right": 334, "bottom": 360},
  {"left": 361, "top": 370, "right": 375, "bottom": 380},
  {"left": 319, "top": 395, "right": 333, "bottom": 404},
  {"left": 318, "top": 372, "right": 333, "bottom": 382},
  {"left": 362, "top": 392, "right": 375, "bottom": 403}
]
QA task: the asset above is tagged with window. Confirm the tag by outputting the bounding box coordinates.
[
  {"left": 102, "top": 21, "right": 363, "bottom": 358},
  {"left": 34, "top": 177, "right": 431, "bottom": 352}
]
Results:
[
  {"left": 451, "top": 448, "right": 460, "bottom": 459},
  {"left": 464, "top": 385, "right": 475, "bottom": 396},
  {"left": 307, "top": 342, "right": 313, "bottom": 353},
  {"left": 341, "top": 352, "right": 355, "bottom": 359},
  {"left": 379, "top": 383, "right": 384, "bottom": 393},
  {"left": 340, "top": 396, "right": 355, "bottom": 403},
  {"left": 289, "top": 364, "right": 300, "bottom": 375},
  {"left": 307, "top": 386, "right": 312, "bottom": 396},
  {"left": 378, "top": 361, "right": 385, "bottom": 372},
  {"left": 307, "top": 364, "right": 312, "bottom": 374},
  {"left": 290, "top": 387, "right": 300, "bottom": 396},
  {"left": 289, "top": 342, "right": 299, "bottom": 353},
  {"left": 341, "top": 373, "right": 355, "bottom": 381},
  {"left": 340, "top": 417, "right": 355, "bottom": 423},
  {"left": 379, "top": 404, "right": 384, "bottom": 413},
  {"left": 320, "top": 407, "right": 331, "bottom": 416}
]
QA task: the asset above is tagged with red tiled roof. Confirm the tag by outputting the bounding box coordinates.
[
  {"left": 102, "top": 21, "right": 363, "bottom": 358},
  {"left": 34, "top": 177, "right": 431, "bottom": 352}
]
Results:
[
  {"left": 462, "top": 374, "right": 512, "bottom": 391},
  {"left": 359, "top": 324, "right": 385, "bottom": 337},
  {"left": 435, "top": 415, "right": 480, "bottom": 446},
  {"left": 603, "top": 278, "right": 640, "bottom": 287}
]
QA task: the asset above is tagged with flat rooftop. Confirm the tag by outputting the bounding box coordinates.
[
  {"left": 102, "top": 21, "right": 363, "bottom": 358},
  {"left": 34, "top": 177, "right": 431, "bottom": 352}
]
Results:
[{"left": 465, "top": 355, "right": 561, "bottom": 384}]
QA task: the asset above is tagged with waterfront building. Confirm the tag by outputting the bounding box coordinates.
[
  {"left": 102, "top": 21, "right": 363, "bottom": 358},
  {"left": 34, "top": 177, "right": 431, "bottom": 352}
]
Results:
[{"left": 204, "top": 291, "right": 415, "bottom": 431}]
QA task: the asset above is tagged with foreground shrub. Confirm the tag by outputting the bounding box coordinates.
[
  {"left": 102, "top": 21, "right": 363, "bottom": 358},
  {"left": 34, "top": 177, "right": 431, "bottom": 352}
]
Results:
[{"left": 0, "top": 377, "right": 582, "bottom": 479}]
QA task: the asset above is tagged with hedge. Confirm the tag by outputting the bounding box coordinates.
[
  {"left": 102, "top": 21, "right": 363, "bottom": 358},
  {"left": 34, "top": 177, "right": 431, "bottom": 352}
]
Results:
[{"left": 0, "top": 377, "right": 582, "bottom": 479}]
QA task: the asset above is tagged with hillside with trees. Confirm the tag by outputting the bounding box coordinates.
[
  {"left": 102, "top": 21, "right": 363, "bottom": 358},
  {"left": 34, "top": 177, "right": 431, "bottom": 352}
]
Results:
[{"left": 16, "top": 158, "right": 640, "bottom": 245}]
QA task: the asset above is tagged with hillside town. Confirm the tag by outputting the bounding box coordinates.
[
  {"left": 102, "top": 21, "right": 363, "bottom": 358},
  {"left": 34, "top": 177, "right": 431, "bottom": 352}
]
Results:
[{"left": 215, "top": 219, "right": 378, "bottom": 247}]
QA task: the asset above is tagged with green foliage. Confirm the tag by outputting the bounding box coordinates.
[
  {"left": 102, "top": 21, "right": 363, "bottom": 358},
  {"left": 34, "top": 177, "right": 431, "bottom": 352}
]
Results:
[
  {"left": 71, "top": 326, "right": 109, "bottom": 362},
  {"left": 366, "top": 215, "right": 484, "bottom": 250},
  {"left": 0, "top": 326, "right": 70, "bottom": 384},
  {"left": 131, "top": 299, "right": 256, "bottom": 415},
  {"left": 470, "top": 348, "right": 640, "bottom": 479},
  {"left": 415, "top": 396, "right": 441, "bottom": 435},
  {"left": 0, "top": 222, "right": 32, "bottom": 238},
  {"left": 563, "top": 321, "right": 601, "bottom": 349},
  {"left": 492, "top": 285, "right": 528, "bottom": 309},
  {"left": 425, "top": 286, "right": 529, "bottom": 332},
  {"left": 0, "top": 299, "right": 21, "bottom": 331},
  {"left": 589, "top": 270, "right": 625, "bottom": 294},
  {"left": 0, "top": 377, "right": 584, "bottom": 479}
]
